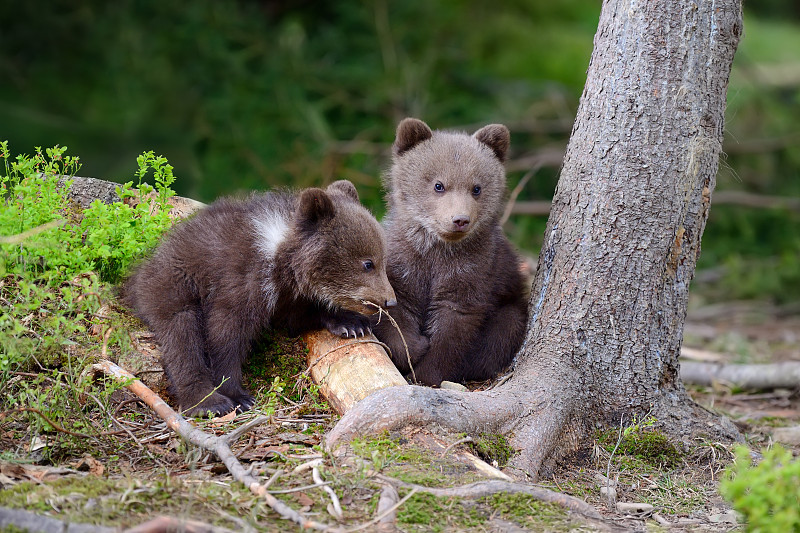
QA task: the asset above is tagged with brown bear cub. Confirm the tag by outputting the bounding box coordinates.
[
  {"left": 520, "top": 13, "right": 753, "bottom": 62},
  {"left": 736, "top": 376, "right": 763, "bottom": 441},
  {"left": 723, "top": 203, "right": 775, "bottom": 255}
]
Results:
[
  {"left": 124, "top": 180, "right": 396, "bottom": 417},
  {"left": 373, "top": 118, "right": 529, "bottom": 387}
]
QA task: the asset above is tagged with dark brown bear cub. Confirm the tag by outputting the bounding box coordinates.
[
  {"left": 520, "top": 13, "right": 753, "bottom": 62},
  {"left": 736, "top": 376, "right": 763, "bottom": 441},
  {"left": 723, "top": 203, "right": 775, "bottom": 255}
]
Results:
[
  {"left": 373, "top": 118, "right": 528, "bottom": 387},
  {"left": 125, "top": 180, "right": 396, "bottom": 417}
]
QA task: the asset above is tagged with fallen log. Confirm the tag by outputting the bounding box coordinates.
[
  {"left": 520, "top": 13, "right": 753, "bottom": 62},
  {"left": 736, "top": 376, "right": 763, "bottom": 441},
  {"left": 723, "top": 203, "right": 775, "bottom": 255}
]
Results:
[
  {"left": 680, "top": 360, "right": 800, "bottom": 389},
  {"left": 303, "top": 330, "right": 407, "bottom": 415}
]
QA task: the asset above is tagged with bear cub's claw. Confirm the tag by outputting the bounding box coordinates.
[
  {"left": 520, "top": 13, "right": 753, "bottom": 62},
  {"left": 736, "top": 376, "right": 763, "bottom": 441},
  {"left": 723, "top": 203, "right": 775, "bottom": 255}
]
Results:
[{"left": 322, "top": 312, "right": 372, "bottom": 338}]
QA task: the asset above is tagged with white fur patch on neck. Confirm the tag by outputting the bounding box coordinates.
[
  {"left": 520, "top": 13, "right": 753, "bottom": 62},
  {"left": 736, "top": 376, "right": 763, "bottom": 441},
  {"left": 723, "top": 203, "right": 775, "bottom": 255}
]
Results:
[{"left": 251, "top": 211, "right": 289, "bottom": 260}]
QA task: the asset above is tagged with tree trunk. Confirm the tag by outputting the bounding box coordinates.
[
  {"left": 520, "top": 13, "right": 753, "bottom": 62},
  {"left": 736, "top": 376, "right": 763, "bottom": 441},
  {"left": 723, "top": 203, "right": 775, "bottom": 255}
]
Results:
[{"left": 327, "top": 0, "right": 744, "bottom": 479}]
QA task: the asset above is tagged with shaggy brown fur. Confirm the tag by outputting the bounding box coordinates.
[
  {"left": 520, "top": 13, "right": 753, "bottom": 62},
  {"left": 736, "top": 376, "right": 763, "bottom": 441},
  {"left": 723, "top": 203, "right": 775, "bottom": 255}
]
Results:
[
  {"left": 373, "top": 118, "right": 529, "bottom": 386},
  {"left": 125, "top": 180, "right": 396, "bottom": 416}
]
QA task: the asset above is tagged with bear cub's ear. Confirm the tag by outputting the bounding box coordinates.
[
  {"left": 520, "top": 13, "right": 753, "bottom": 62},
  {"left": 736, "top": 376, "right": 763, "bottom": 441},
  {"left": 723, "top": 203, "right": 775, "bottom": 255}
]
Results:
[
  {"left": 298, "top": 188, "right": 336, "bottom": 224},
  {"left": 326, "top": 180, "right": 360, "bottom": 204},
  {"left": 393, "top": 118, "right": 433, "bottom": 157},
  {"left": 473, "top": 124, "right": 510, "bottom": 163}
]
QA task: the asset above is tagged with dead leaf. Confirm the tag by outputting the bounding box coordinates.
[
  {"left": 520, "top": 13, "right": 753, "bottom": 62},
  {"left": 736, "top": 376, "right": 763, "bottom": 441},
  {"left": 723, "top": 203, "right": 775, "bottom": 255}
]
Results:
[
  {"left": 277, "top": 432, "right": 319, "bottom": 445},
  {"left": 295, "top": 492, "right": 315, "bottom": 508},
  {"left": 0, "top": 462, "right": 78, "bottom": 483},
  {"left": 208, "top": 411, "right": 237, "bottom": 426},
  {"left": 74, "top": 455, "right": 105, "bottom": 476},
  {"left": 239, "top": 444, "right": 290, "bottom": 462}
]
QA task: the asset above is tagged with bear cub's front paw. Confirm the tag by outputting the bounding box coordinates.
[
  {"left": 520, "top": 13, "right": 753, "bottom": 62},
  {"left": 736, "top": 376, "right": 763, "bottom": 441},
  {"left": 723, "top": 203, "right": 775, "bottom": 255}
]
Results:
[{"left": 323, "top": 311, "right": 372, "bottom": 338}]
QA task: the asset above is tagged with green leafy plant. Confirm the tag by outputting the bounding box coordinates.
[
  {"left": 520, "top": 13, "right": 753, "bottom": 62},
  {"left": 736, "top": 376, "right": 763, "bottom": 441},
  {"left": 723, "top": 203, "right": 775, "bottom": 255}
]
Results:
[
  {"left": 720, "top": 444, "right": 800, "bottom": 532},
  {"left": 0, "top": 143, "right": 178, "bottom": 458}
]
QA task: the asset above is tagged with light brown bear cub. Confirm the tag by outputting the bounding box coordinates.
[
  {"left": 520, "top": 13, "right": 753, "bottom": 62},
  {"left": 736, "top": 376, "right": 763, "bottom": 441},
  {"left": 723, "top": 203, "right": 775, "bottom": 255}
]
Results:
[
  {"left": 125, "top": 180, "right": 396, "bottom": 417},
  {"left": 373, "top": 118, "right": 529, "bottom": 386}
]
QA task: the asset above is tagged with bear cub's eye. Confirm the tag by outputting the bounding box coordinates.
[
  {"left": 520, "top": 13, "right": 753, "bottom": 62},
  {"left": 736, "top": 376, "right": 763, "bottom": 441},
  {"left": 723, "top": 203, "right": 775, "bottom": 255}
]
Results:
[
  {"left": 472, "top": 185, "right": 482, "bottom": 196},
  {"left": 362, "top": 260, "right": 375, "bottom": 272},
  {"left": 434, "top": 182, "right": 445, "bottom": 193}
]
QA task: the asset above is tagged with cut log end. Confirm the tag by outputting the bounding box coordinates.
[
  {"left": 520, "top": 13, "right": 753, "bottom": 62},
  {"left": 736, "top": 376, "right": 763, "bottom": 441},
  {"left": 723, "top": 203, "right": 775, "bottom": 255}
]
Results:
[{"left": 303, "top": 330, "right": 407, "bottom": 415}]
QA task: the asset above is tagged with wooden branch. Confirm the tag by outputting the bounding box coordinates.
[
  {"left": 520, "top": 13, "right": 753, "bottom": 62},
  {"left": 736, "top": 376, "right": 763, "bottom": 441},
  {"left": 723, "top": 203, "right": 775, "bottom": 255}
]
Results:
[
  {"left": 303, "top": 330, "right": 407, "bottom": 415},
  {"left": 680, "top": 360, "right": 800, "bottom": 389},
  {"left": 508, "top": 190, "right": 800, "bottom": 217},
  {"left": 91, "top": 359, "right": 338, "bottom": 532}
]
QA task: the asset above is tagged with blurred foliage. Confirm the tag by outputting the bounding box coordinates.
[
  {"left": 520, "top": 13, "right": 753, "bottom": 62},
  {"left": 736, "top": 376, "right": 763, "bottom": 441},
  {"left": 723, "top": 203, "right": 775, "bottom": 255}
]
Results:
[{"left": 0, "top": 0, "right": 798, "bottom": 303}]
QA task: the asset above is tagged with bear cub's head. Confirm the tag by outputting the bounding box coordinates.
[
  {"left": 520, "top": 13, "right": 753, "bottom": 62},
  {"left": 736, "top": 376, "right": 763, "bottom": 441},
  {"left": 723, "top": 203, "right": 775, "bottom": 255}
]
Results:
[
  {"left": 292, "top": 180, "right": 396, "bottom": 315},
  {"left": 387, "top": 118, "right": 510, "bottom": 245}
]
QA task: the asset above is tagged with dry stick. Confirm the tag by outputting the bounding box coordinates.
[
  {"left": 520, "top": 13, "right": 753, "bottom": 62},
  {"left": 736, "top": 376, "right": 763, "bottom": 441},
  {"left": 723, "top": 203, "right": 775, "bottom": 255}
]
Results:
[
  {"left": 313, "top": 464, "right": 343, "bottom": 519},
  {"left": 346, "top": 487, "right": 420, "bottom": 533},
  {"left": 441, "top": 436, "right": 474, "bottom": 458},
  {"left": 363, "top": 302, "right": 416, "bottom": 384},
  {"left": 376, "top": 474, "right": 602, "bottom": 520},
  {"left": 604, "top": 415, "right": 625, "bottom": 506},
  {"left": 0, "top": 219, "right": 65, "bottom": 244},
  {"left": 0, "top": 407, "right": 92, "bottom": 438},
  {"left": 500, "top": 163, "right": 543, "bottom": 225},
  {"left": 92, "top": 359, "right": 339, "bottom": 532},
  {"left": 224, "top": 415, "right": 270, "bottom": 444}
]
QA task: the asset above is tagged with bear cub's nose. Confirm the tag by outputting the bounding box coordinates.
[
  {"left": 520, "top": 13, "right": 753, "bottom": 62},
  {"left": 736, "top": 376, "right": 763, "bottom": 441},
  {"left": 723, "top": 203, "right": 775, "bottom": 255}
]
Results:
[{"left": 452, "top": 215, "right": 470, "bottom": 229}]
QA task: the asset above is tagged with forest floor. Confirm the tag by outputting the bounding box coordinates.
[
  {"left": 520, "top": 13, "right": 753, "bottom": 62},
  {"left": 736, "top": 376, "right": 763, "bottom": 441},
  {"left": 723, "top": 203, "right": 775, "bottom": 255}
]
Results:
[{"left": 0, "top": 297, "right": 798, "bottom": 532}]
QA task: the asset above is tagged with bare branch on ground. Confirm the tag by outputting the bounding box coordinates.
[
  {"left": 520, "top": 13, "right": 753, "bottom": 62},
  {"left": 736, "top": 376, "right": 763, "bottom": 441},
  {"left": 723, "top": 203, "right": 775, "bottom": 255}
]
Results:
[
  {"left": 91, "top": 359, "right": 338, "bottom": 532},
  {"left": 680, "top": 360, "right": 800, "bottom": 389}
]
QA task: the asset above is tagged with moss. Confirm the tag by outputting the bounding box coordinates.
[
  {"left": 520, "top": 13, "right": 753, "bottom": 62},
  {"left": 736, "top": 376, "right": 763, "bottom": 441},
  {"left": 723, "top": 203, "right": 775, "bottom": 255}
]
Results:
[
  {"left": 245, "top": 332, "right": 307, "bottom": 383},
  {"left": 0, "top": 474, "right": 268, "bottom": 530},
  {"left": 397, "top": 492, "right": 485, "bottom": 531},
  {"left": 0, "top": 476, "right": 120, "bottom": 512},
  {"left": 597, "top": 427, "right": 683, "bottom": 469},
  {"left": 484, "top": 493, "right": 567, "bottom": 527},
  {"left": 468, "top": 433, "right": 515, "bottom": 467}
]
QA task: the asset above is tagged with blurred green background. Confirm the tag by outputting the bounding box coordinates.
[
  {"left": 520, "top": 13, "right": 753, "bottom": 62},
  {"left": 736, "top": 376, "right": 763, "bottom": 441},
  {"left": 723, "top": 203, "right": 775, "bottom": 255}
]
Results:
[{"left": 2, "top": 0, "right": 798, "bottom": 304}]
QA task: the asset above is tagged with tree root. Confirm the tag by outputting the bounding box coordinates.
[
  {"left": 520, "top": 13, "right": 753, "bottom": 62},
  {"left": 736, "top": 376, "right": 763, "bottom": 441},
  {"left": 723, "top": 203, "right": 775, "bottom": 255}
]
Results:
[
  {"left": 326, "top": 379, "right": 572, "bottom": 480},
  {"left": 326, "top": 385, "right": 511, "bottom": 445},
  {"left": 375, "top": 475, "right": 602, "bottom": 520}
]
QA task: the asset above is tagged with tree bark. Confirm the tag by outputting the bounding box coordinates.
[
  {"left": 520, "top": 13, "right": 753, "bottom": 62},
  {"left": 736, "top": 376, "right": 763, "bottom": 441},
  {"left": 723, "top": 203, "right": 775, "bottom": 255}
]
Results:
[{"left": 328, "top": 0, "right": 744, "bottom": 479}]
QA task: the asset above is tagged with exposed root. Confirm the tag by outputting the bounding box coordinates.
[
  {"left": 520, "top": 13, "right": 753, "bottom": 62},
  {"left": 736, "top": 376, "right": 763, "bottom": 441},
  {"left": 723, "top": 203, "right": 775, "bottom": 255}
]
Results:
[
  {"left": 326, "top": 379, "right": 573, "bottom": 482},
  {"left": 326, "top": 385, "right": 510, "bottom": 448},
  {"left": 375, "top": 474, "right": 602, "bottom": 520}
]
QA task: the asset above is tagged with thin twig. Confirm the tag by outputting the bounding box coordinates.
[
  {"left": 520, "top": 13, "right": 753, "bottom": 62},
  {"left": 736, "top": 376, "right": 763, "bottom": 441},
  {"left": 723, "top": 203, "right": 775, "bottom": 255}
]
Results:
[
  {"left": 0, "top": 219, "right": 65, "bottom": 244},
  {"left": 263, "top": 469, "right": 283, "bottom": 491},
  {"left": 501, "top": 163, "right": 543, "bottom": 225},
  {"left": 0, "top": 407, "right": 91, "bottom": 438},
  {"left": 376, "top": 474, "right": 601, "bottom": 519},
  {"left": 345, "top": 487, "right": 419, "bottom": 533},
  {"left": 362, "top": 302, "right": 415, "bottom": 383},
  {"left": 84, "top": 391, "right": 157, "bottom": 462},
  {"left": 442, "top": 436, "right": 474, "bottom": 458},
  {"left": 313, "top": 465, "right": 343, "bottom": 519},
  {"left": 224, "top": 416, "right": 270, "bottom": 444},
  {"left": 604, "top": 414, "right": 625, "bottom": 506},
  {"left": 268, "top": 481, "right": 333, "bottom": 494}
]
